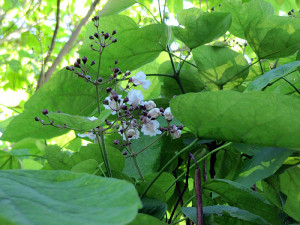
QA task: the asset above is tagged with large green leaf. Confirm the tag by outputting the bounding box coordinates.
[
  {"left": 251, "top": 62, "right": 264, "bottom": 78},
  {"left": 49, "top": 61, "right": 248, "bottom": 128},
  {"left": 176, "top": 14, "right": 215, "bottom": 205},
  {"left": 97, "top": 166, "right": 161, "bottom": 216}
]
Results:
[
  {"left": 0, "top": 151, "right": 21, "bottom": 170},
  {"left": 279, "top": 166, "right": 300, "bottom": 221},
  {"left": 245, "top": 14, "right": 300, "bottom": 59},
  {"left": 123, "top": 134, "right": 162, "bottom": 179},
  {"left": 234, "top": 147, "right": 292, "bottom": 186},
  {"left": 170, "top": 90, "right": 300, "bottom": 149},
  {"left": 47, "top": 110, "right": 111, "bottom": 132},
  {"left": 182, "top": 205, "right": 268, "bottom": 225},
  {"left": 0, "top": 170, "right": 141, "bottom": 225},
  {"left": 1, "top": 69, "right": 98, "bottom": 142},
  {"left": 172, "top": 10, "right": 232, "bottom": 49},
  {"left": 221, "top": 0, "right": 274, "bottom": 39},
  {"left": 98, "top": 0, "right": 137, "bottom": 17},
  {"left": 79, "top": 15, "right": 169, "bottom": 76},
  {"left": 204, "top": 179, "right": 281, "bottom": 225},
  {"left": 126, "top": 213, "right": 167, "bottom": 225},
  {"left": 245, "top": 61, "right": 300, "bottom": 92},
  {"left": 193, "top": 46, "right": 249, "bottom": 89}
]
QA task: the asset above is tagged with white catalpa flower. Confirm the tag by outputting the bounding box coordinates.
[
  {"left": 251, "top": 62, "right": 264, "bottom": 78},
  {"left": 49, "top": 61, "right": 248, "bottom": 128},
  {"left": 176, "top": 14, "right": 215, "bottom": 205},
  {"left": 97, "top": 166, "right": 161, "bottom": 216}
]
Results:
[
  {"left": 119, "top": 121, "right": 140, "bottom": 140},
  {"left": 128, "top": 90, "right": 144, "bottom": 107},
  {"left": 87, "top": 116, "right": 98, "bottom": 121},
  {"left": 148, "top": 108, "right": 161, "bottom": 119},
  {"left": 171, "top": 129, "right": 181, "bottom": 139},
  {"left": 132, "top": 71, "right": 151, "bottom": 90},
  {"left": 164, "top": 107, "right": 174, "bottom": 121},
  {"left": 143, "top": 100, "right": 156, "bottom": 110},
  {"left": 77, "top": 132, "right": 96, "bottom": 141},
  {"left": 104, "top": 94, "right": 123, "bottom": 115},
  {"left": 141, "top": 118, "right": 162, "bottom": 136}
]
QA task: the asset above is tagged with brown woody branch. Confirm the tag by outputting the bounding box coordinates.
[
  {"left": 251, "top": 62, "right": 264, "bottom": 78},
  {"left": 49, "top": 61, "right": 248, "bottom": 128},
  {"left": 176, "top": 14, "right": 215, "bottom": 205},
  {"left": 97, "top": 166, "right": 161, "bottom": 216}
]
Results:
[{"left": 36, "top": 0, "right": 101, "bottom": 90}]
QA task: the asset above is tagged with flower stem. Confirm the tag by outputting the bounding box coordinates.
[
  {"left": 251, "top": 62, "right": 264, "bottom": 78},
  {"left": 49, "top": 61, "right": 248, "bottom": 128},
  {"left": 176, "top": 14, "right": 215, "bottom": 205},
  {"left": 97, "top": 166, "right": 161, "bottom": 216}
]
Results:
[
  {"left": 140, "top": 138, "right": 199, "bottom": 199},
  {"left": 164, "top": 142, "right": 232, "bottom": 193}
]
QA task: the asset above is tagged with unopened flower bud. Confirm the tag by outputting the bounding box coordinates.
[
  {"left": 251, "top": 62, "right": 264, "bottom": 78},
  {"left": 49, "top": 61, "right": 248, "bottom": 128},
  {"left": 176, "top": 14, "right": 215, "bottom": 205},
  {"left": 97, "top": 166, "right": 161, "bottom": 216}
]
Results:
[
  {"left": 211, "top": 7, "right": 215, "bottom": 11},
  {"left": 119, "top": 129, "right": 124, "bottom": 134},
  {"left": 122, "top": 151, "right": 128, "bottom": 155},
  {"left": 103, "top": 99, "right": 109, "bottom": 105},
  {"left": 115, "top": 60, "right": 118, "bottom": 64},
  {"left": 105, "top": 120, "right": 111, "bottom": 125},
  {"left": 85, "top": 75, "right": 91, "bottom": 80},
  {"left": 90, "top": 60, "right": 96, "bottom": 66},
  {"left": 113, "top": 94, "right": 119, "bottom": 101},
  {"left": 66, "top": 66, "right": 71, "bottom": 70},
  {"left": 94, "top": 16, "right": 99, "bottom": 21},
  {"left": 106, "top": 87, "right": 112, "bottom": 93},
  {"left": 97, "top": 77, "right": 102, "bottom": 82},
  {"left": 103, "top": 33, "right": 110, "bottom": 39},
  {"left": 112, "top": 38, "right": 117, "bottom": 43},
  {"left": 35, "top": 116, "right": 39, "bottom": 121},
  {"left": 121, "top": 105, "right": 127, "bottom": 110},
  {"left": 178, "top": 125, "right": 183, "bottom": 130},
  {"left": 129, "top": 105, "right": 134, "bottom": 111},
  {"left": 82, "top": 57, "right": 88, "bottom": 64},
  {"left": 76, "top": 58, "right": 81, "bottom": 64},
  {"left": 89, "top": 35, "right": 94, "bottom": 40},
  {"left": 94, "top": 33, "right": 99, "bottom": 38},
  {"left": 114, "top": 140, "right": 119, "bottom": 145},
  {"left": 128, "top": 77, "right": 133, "bottom": 83},
  {"left": 159, "top": 127, "right": 164, "bottom": 132},
  {"left": 159, "top": 107, "right": 164, "bottom": 113},
  {"left": 74, "top": 61, "right": 81, "bottom": 68},
  {"left": 112, "top": 30, "right": 117, "bottom": 35},
  {"left": 124, "top": 97, "right": 129, "bottom": 103},
  {"left": 114, "top": 67, "right": 120, "bottom": 73},
  {"left": 42, "top": 109, "right": 48, "bottom": 115}
]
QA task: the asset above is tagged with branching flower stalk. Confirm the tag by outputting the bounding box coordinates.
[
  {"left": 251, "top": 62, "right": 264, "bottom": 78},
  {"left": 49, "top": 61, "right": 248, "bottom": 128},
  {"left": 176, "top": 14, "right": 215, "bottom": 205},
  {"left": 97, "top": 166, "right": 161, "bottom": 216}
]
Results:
[{"left": 35, "top": 16, "right": 183, "bottom": 180}]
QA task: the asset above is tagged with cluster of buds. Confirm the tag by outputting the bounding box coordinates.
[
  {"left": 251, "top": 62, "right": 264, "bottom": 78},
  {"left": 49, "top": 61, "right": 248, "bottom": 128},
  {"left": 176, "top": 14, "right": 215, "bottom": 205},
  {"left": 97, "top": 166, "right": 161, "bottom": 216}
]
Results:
[
  {"left": 89, "top": 16, "right": 117, "bottom": 53},
  {"left": 34, "top": 109, "right": 67, "bottom": 129}
]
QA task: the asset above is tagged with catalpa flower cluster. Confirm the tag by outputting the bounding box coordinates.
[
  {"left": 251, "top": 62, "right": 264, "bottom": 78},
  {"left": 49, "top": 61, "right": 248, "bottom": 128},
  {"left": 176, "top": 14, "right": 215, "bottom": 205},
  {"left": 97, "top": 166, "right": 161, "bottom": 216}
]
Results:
[{"left": 100, "top": 71, "right": 182, "bottom": 146}]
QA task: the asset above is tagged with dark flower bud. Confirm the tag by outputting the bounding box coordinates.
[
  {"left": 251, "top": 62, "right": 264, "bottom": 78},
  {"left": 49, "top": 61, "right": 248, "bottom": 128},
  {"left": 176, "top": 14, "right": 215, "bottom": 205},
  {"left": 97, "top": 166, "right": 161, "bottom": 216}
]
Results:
[
  {"left": 114, "top": 67, "right": 120, "bottom": 73},
  {"left": 105, "top": 120, "right": 112, "bottom": 125},
  {"left": 113, "top": 73, "right": 117, "bottom": 78},
  {"left": 128, "top": 134, "right": 133, "bottom": 138},
  {"left": 128, "top": 77, "right": 133, "bottom": 83},
  {"left": 89, "top": 35, "right": 94, "bottom": 40},
  {"left": 82, "top": 57, "right": 88, "bottom": 64},
  {"left": 122, "top": 151, "right": 128, "bottom": 156},
  {"left": 288, "top": 11, "right": 292, "bottom": 15},
  {"left": 102, "top": 99, "right": 109, "bottom": 105},
  {"left": 133, "top": 84, "right": 137, "bottom": 87},
  {"left": 94, "top": 16, "right": 99, "bottom": 21},
  {"left": 106, "top": 87, "right": 112, "bottom": 93},
  {"left": 98, "top": 77, "right": 103, "bottom": 82},
  {"left": 69, "top": 66, "right": 75, "bottom": 71},
  {"left": 90, "top": 61, "right": 96, "bottom": 66},
  {"left": 291, "top": 9, "right": 294, "bottom": 12},
  {"left": 121, "top": 105, "right": 127, "bottom": 110},
  {"left": 143, "top": 111, "right": 148, "bottom": 116},
  {"left": 103, "top": 33, "right": 110, "bottom": 39},
  {"left": 85, "top": 75, "right": 91, "bottom": 80},
  {"left": 114, "top": 140, "right": 119, "bottom": 145},
  {"left": 211, "top": 7, "right": 215, "bottom": 11},
  {"left": 94, "top": 33, "right": 99, "bottom": 38},
  {"left": 219, "top": 3, "right": 221, "bottom": 6},
  {"left": 124, "top": 97, "right": 129, "bottom": 103},
  {"left": 140, "top": 105, "right": 146, "bottom": 110},
  {"left": 77, "top": 73, "right": 84, "bottom": 78},
  {"left": 125, "top": 110, "right": 130, "bottom": 115},
  {"left": 57, "top": 110, "right": 61, "bottom": 113},
  {"left": 178, "top": 125, "right": 183, "bottom": 130},
  {"left": 115, "top": 60, "right": 118, "bottom": 64},
  {"left": 159, "top": 127, "right": 164, "bottom": 132},
  {"left": 42, "top": 109, "right": 48, "bottom": 115},
  {"left": 112, "top": 30, "right": 117, "bottom": 35},
  {"left": 126, "top": 121, "right": 130, "bottom": 125},
  {"left": 119, "top": 129, "right": 124, "bottom": 134},
  {"left": 126, "top": 84, "right": 130, "bottom": 89},
  {"left": 159, "top": 107, "right": 164, "bottom": 113},
  {"left": 74, "top": 61, "right": 81, "bottom": 68},
  {"left": 35, "top": 116, "right": 39, "bottom": 121},
  {"left": 113, "top": 94, "right": 119, "bottom": 101},
  {"left": 129, "top": 105, "right": 134, "bottom": 111},
  {"left": 66, "top": 66, "right": 71, "bottom": 70},
  {"left": 76, "top": 58, "right": 81, "bottom": 64},
  {"left": 147, "top": 114, "right": 151, "bottom": 118},
  {"left": 118, "top": 71, "right": 122, "bottom": 75},
  {"left": 112, "top": 38, "right": 117, "bottom": 43},
  {"left": 244, "top": 43, "right": 248, "bottom": 47}
]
